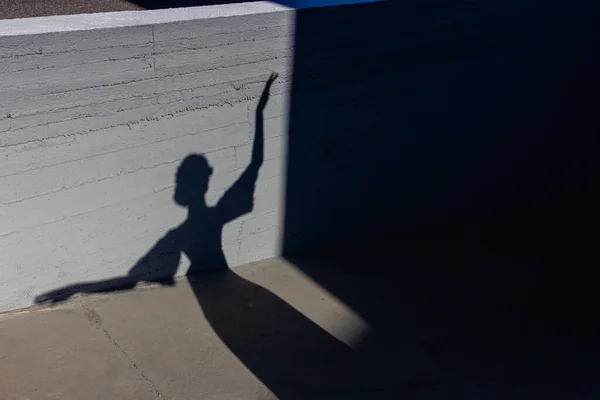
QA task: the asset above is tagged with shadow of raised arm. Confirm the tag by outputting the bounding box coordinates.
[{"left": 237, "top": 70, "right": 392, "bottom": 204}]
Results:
[{"left": 214, "top": 72, "right": 277, "bottom": 223}]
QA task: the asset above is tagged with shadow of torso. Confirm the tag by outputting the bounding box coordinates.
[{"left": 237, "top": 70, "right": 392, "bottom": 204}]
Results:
[
  {"left": 127, "top": 202, "right": 374, "bottom": 398},
  {"left": 189, "top": 269, "right": 374, "bottom": 399},
  {"left": 127, "top": 206, "right": 231, "bottom": 282}
]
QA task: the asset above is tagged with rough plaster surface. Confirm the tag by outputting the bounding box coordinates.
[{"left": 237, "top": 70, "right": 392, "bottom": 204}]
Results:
[{"left": 0, "top": 9, "right": 294, "bottom": 312}]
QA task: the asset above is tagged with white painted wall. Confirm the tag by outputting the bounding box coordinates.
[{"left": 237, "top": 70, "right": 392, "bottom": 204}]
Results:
[{"left": 0, "top": 5, "right": 295, "bottom": 312}]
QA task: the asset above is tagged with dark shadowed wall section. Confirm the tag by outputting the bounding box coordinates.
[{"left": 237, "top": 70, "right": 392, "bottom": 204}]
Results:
[{"left": 282, "top": 0, "right": 599, "bottom": 397}]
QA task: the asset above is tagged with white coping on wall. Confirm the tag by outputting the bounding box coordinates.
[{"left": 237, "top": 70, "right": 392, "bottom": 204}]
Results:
[{"left": 0, "top": 1, "right": 292, "bottom": 37}]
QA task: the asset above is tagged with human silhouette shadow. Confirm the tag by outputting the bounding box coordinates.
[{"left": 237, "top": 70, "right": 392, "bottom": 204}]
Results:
[
  {"left": 35, "top": 73, "right": 277, "bottom": 301},
  {"left": 34, "top": 73, "right": 377, "bottom": 398}
]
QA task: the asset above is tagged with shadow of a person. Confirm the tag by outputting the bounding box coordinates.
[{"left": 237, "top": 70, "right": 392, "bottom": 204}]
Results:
[
  {"left": 35, "top": 73, "right": 377, "bottom": 398},
  {"left": 124, "top": 70, "right": 279, "bottom": 283},
  {"left": 34, "top": 73, "right": 278, "bottom": 302}
]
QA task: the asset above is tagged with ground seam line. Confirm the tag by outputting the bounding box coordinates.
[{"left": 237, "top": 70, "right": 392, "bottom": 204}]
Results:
[{"left": 81, "top": 305, "right": 164, "bottom": 398}]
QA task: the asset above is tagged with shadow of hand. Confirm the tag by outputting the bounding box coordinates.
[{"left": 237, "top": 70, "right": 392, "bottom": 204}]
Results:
[
  {"left": 34, "top": 284, "right": 84, "bottom": 305},
  {"left": 257, "top": 72, "right": 278, "bottom": 111},
  {"left": 34, "top": 276, "right": 175, "bottom": 306}
]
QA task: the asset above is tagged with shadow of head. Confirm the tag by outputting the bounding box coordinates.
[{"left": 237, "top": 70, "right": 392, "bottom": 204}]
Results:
[{"left": 174, "top": 154, "right": 213, "bottom": 207}]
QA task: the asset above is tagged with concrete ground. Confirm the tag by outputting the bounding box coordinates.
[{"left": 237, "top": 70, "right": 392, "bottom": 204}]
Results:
[
  {"left": 0, "top": 257, "right": 444, "bottom": 400},
  {"left": 2, "top": 240, "right": 597, "bottom": 399}
]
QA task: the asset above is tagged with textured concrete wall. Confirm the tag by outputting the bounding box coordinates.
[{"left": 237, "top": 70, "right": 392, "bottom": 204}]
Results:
[
  {"left": 0, "top": 7, "right": 294, "bottom": 311},
  {"left": 3, "top": 1, "right": 598, "bottom": 313}
]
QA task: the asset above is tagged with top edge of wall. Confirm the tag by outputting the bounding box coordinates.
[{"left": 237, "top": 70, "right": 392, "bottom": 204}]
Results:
[{"left": 0, "top": 1, "right": 293, "bottom": 37}]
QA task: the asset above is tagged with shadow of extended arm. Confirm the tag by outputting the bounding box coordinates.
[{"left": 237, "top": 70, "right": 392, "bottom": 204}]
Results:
[
  {"left": 216, "top": 72, "right": 277, "bottom": 222},
  {"left": 35, "top": 231, "right": 181, "bottom": 305}
]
